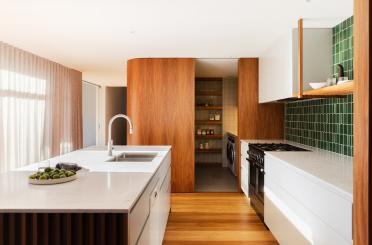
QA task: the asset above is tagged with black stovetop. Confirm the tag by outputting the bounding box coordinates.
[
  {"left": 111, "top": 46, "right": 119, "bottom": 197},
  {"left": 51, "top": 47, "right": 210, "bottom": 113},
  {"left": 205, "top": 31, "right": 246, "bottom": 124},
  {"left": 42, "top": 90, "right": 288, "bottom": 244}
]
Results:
[{"left": 249, "top": 143, "right": 309, "bottom": 152}]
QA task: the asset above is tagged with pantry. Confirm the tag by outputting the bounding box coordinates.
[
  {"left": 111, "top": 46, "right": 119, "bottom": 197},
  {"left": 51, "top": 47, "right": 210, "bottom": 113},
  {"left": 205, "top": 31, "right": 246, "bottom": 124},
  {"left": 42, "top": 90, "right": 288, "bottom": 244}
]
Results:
[{"left": 194, "top": 59, "right": 238, "bottom": 192}]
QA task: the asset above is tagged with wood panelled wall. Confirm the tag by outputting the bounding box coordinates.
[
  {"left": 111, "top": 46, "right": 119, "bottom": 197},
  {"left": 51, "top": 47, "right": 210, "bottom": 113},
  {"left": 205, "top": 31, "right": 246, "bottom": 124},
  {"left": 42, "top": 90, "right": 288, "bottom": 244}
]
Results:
[
  {"left": 354, "top": 0, "right": 370, "bottom": 243},
  {"left": 0, "top": 213, "right": 128, "bottom": 245},
  {"left": 236, "top": 58, "right": 284, "bottom": 189},
  {"left": 127, "top": 58, "right": 195, "bottom": 193},
  {"left": 238, "top": 58, "right": 284, "bottom": 139}
]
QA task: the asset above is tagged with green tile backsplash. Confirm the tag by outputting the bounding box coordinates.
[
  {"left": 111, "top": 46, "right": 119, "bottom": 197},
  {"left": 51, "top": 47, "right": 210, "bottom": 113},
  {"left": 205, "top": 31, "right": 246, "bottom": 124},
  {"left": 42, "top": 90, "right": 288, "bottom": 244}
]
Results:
[
  {"left": 285, "top": 17, "right": 354, "bottom": 156},
  {"left": 332, "top": 16, "right": 354, "bottom": 80},
  {"left": 285, "top": 96, "right": 353, "bottom": 156}
]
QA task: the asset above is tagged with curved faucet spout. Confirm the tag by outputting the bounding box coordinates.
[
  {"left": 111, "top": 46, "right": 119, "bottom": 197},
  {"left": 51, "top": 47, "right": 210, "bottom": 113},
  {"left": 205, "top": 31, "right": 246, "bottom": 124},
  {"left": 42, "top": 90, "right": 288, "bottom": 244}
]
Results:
[{"left": 107, "top": 114, "right": 133, "bottom": 156}]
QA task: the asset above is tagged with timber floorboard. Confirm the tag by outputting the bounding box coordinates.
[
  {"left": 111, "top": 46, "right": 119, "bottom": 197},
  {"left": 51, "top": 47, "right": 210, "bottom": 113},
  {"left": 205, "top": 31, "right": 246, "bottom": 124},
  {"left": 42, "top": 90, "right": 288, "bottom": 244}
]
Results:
[{"left": 163, "top": 193, "right": 278, "bottom": 244}]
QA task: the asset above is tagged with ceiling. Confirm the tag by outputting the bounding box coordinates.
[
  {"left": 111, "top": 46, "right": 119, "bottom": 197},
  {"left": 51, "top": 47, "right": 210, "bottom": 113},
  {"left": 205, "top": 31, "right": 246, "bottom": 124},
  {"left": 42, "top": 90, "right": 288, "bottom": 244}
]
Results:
[
  {"left": 0, "top": 0, "right": 353, "bottom": 86},
  {"left": 196, "top": 59, "right": 238, "bottom": 77}
]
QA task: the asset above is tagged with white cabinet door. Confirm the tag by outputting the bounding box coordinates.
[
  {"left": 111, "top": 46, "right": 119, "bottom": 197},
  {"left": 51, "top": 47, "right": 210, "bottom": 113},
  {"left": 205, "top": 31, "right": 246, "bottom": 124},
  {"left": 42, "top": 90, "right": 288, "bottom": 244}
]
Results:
[
  {"left": 240, "top": 141, "right": 249, "bottom": 197},
  {"left": 158, "top": 167, "right": 171, "bottom": 241},
  {"left": 131, "top": 152, "right": 171, "bottom": 245},
  {"left": 259, "top": 30, "right": 295, "bottom": 103}
]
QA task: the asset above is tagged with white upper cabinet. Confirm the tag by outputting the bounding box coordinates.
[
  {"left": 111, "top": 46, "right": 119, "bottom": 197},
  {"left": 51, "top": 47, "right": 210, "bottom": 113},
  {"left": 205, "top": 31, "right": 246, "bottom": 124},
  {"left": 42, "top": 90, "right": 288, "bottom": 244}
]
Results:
[
  {"left": 259, "top": 17, "right": 353, "bottom": 103},
  {"left": 259, "top": 29, "right": 295, "bottom": 103}
]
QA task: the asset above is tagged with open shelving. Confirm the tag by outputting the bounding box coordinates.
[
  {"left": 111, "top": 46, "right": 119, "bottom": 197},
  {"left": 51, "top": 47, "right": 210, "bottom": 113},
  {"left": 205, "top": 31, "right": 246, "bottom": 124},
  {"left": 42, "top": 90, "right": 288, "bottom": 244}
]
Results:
[
  {"left": 195, "top": 148, "right": 223, "bottom": 153},
  {"left": 195, "top": 77, "right": 223, "bottom": 167},
  {"left": 195, "top": 106, "right": 223, "bottom": 110},
  {"left": 300, "top": 81, "right": 354, "bottom": 97},
  {"left": 196, "top": 91, "right": 223, "bottom": 96},
  {"left": 195, "top": 134, "right": 223, "bottom": 139},
  {"left": 295, "top": 19, "right": 354, "bottom": 99},
  {"left": 195, "top": 120, "right": 222, "bottom": 125}
]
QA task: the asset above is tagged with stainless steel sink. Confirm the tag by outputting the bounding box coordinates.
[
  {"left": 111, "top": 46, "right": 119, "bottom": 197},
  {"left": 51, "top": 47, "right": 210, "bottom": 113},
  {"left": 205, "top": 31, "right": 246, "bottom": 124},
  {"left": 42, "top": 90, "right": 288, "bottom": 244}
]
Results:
[{"left": 106, "top": 153, "right": 157, "bottom": 162}]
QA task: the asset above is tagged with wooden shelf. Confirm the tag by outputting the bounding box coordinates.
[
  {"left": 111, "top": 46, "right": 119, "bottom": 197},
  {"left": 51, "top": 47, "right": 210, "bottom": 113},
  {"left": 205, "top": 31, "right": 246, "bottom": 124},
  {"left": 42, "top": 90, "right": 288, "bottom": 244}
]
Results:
[
  {"left": 196, "top": 106, "right": 223, "bottom": 110},
  {"left": 301, "top": 81, "right": 354, "bottom": 97},
  {"left": 195, "top": 120, "right": 222, "bottom": 125},
  {"left": 195, "top": 77, "right": 223, "bottom": 82},
  {"left": 196, "top": 91, "right": 222, "bottom": 96},
  {"left": 195, "top": 148, "right": 222, "bottom": 153},
  {"left": 195, "top": 134, "right": 223, "bottom": 139}
]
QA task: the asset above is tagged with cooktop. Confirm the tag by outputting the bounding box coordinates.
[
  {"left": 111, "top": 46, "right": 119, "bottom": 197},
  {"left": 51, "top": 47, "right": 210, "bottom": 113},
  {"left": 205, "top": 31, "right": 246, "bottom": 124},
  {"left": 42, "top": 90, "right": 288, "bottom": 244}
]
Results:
[{"left": 249, "top": 143, "right": 309, "bottom": 152}]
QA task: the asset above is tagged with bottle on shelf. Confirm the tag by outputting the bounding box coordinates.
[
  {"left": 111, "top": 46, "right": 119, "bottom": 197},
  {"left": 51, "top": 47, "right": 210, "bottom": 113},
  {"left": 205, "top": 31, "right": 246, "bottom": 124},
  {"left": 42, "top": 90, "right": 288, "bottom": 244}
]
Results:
[{"left": 197, "top": 128, "right": 202, "bottom": 135}]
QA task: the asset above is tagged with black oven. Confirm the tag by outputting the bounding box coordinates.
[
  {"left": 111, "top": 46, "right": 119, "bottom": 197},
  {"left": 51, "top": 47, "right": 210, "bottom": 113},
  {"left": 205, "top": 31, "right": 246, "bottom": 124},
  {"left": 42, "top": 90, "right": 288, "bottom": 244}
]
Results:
[
  {"left": 247, "top": 146, "right": 265, "bottom": 222},
  {"left": 247, "top": 143, "right": 309, "bottom": 223}
]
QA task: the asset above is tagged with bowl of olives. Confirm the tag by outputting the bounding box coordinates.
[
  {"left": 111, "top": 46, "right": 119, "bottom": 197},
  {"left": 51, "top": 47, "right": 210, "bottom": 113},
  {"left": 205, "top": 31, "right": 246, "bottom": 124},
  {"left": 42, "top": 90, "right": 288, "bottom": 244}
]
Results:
[{"left": 29, "top": 167, "right": 77, "bottom": 185}]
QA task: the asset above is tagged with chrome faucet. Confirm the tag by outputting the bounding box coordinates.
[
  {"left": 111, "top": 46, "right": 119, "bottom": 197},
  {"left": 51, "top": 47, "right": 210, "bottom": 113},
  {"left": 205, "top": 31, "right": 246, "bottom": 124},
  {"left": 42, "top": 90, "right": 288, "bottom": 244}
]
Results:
[{"left": 107, "top": 114, "right": 133, "bottom": 156}]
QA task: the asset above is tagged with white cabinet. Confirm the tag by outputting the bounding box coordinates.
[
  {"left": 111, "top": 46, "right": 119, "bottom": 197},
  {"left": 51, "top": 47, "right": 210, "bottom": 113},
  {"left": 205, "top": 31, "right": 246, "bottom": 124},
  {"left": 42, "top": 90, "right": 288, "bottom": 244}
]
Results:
[
  {"left": 259, "top": 30, "right": 295, "bottom": 103},
  {"left": 264, "top": 154, "right": 352, "bottom": 245},
  {"left": 130, "top": 152, "right": 171, "bottom": 245},
  {"left": 259, "top": 27, "right": 333, "bottom": 103},
  {"left": 240, "top": 141, "right": 249, "bottom": 197}
]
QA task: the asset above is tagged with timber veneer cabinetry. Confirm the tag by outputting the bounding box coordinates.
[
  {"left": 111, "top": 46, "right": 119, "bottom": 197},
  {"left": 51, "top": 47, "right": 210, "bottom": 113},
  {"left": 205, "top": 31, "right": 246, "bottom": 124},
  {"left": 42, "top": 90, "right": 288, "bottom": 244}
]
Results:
[
  {"left": 127, "top": 58, "right": 195, "bottom": 192},
  {"left": 236, "top": 58, "right": 284, "bottom": 190}
]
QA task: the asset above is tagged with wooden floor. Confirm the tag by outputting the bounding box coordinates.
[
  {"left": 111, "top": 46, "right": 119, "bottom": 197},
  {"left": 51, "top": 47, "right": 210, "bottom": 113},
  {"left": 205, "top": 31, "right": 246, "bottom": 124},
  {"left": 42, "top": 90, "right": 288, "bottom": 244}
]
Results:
[{"left": 163, "top": 193, "right": 278, "bottom": 244}]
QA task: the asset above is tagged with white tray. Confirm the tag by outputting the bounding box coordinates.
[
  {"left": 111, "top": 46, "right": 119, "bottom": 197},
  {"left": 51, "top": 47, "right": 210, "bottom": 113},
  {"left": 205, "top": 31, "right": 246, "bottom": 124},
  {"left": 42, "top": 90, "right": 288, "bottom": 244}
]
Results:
[{"left": 29, "top": 175, "right": 77, "bottom": 185}]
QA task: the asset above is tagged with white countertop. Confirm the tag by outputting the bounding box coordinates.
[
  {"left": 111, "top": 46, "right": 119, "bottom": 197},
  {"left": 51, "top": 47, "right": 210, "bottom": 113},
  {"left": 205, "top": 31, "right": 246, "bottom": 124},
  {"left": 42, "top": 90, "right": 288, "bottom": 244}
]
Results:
[
  {"left": 241, "top": 139, "right": 353, "bottom": 201},
  {"left": 0, "top": 145, "right": 171, "bottom": 213}
]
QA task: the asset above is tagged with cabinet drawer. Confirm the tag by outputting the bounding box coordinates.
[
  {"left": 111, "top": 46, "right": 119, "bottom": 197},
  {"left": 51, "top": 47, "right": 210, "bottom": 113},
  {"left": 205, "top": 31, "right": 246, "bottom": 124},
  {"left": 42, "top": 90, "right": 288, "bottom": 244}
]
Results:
[
  {"left": 265, "top": 155, "right": 352, "bottom": 242},
  {"left": 265, "top": 178, "right": 351, "bottom": 245},
  {"left": 129, "top": 189, "right": 150, "bottom": 245},
  {"left": 265, "top": 191, "right": 311, "bottom": 245}
]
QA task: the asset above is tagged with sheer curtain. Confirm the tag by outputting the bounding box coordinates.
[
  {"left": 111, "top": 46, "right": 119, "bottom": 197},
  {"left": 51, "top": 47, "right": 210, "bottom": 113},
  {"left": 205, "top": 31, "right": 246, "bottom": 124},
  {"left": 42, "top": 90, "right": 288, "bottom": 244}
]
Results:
[{"left": 0, "top": 42, "right": 82, "bottom": 172}]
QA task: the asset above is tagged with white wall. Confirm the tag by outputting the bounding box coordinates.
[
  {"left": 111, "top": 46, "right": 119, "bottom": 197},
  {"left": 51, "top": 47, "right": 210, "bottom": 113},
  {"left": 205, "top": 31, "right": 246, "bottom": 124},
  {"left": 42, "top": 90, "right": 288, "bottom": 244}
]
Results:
[
  {"left": 83, "top": 70, "right": 124, "bottom": 87},
  {"left": 82, "top": 83, "right": 97, "bottom": 147},
  {"left": 293, "top": 28, "right": 333, "bottom": 91}
]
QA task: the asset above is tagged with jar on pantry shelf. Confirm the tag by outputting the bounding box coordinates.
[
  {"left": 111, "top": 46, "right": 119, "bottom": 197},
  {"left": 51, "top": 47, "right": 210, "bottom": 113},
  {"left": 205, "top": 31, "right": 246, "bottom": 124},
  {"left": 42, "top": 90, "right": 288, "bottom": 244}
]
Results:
[
  {"left": 197, "top": 128, "right": 202, "bottom": 135},
  {"left": 214, "top": 113, "right": 221, "bottom": 121},
  {"left": 209, "top": 113, "right": 215, "bottom": 121}
]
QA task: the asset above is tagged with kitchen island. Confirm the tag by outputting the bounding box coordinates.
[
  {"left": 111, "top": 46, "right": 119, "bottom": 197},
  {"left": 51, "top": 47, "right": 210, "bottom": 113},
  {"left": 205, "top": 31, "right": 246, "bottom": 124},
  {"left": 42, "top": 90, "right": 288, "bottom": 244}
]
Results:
[{"left": 0, "top": 146, "right": 172, "bottom": 245}]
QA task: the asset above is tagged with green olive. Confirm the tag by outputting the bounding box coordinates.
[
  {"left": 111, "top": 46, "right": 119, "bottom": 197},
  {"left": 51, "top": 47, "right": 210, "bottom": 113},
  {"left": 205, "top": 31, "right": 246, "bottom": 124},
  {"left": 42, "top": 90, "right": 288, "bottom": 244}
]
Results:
[
  {"left": 39, "top": 175, "right": 47, "bottom": 180},
  {"left": 44, "top": 167, "right": 52, "bottom": 172},
  {"left": 66, "top": 171, "right": 75, "bottom": 177},
  {"left": 29, "top": 174, "right": 37, "bottom": 179},
  {"left": 52, "top": 174, "right": 60, "bottom": 179}
]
